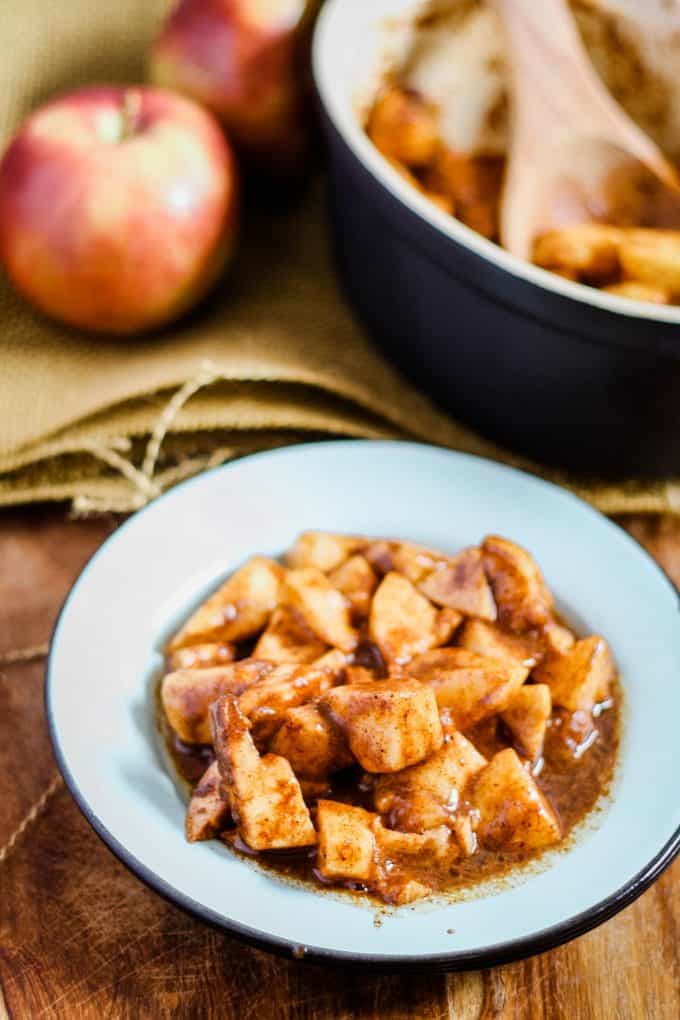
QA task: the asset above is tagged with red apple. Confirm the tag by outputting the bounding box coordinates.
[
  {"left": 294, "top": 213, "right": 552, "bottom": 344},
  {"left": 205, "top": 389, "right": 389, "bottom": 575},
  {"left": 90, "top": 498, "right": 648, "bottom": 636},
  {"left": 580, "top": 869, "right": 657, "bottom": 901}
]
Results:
[
  {"left": 149, "top": 0, "right": 320, "bottom": 176},
  {"left": 0, "top": 85, "right": 238, "bottom": 334}
]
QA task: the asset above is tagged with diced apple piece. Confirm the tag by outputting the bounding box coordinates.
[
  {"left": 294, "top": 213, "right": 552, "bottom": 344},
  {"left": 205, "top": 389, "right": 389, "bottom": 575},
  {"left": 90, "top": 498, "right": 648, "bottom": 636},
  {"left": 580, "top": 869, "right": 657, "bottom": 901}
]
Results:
[
  {"left": 434, "top": 607, "right": 464, "bottom": 645},
  {"left": 316, "top": 803, "right": 456, "bottom": 904},
  {"left": 316, "top": 800, "right": 376, "bottom": 882},
  {"left": 386, "top": 879, "right": 435, "bottom": 904},
  {"left": 373, "top": 823, "right": 456, "bottom": 904},
  {"left": 185, "top": 760, "right": 231, "bottom": 842},
  {"left": 284, "top": 569, "right": 358, "bottom": 652},
  {"left": 238, "top": 663, "right": 338, "bottom": 744},
  {"left": 167, "top": 642, "right": 235, "bottom": 672},
  {"left": 285, "top": 531, "right": 365, "bottom": 572},
  {"left": 408, "top": 648, "right": 528, "bottom": 730},
  {"left": 422, "top": 149, "right": 503, "bottom": 239},
  {"left": 345, "top": 665, "right": 377, "bottom": 685},
  {"left": 546, "top": 707, "right": 599, "bottom": 763},
  {"left": 364, "top": 540, "right": 444, "bottom": 583},
  {"left": 269, "top": 703, "right": 353, "bottom": 778},
  {"left": 370, "top": 572, "right": 440, "bottom": 663},
  {"left": 161, "top": 660, "right": 272, "bottom": 743},
  {"left": 472, "top": 748, "right": 561, "bottom": 850},
  {"left": 328, "top": 555, "right": 378, "bottom": 619},
  {"left": 419, "top": 547, "right": 496, "bottom": 620},
  {"left": 501, "top": 684, "right": 552, "bottom": 762},
  {"left": 453, "top": 813, "right": 477, "bottom": 857},
  {"left": 374, "top": 730, "right": 487, "bottom": 832},
  {"left": 533, "top": 635, "right": 615, "bottom": 713},
  {"left": 374, "top": 822, "right": 453, "bottom": 865},
  {"left": 253, "top": 605, "right": 327, "bottom": 664},
  {"left": 367, "top": 87, "right": 440, "bottom": 168},
  {"left": 323, "top": 679, "right": 443, "bottom": 772},
  {"left": 542, "top": 618, "right": 576, "bottom": 656},
  {"left": 482, "top": 536, "right": 553, "bottom": 632},
  {"left": 438, "top": 707, "right": 458, "bottom": 739},
  {"left": 312, "top": 648, "right": 349, "bottom": 678},
  {"left": 532, "top": 223, "right": 622, "bottom": 282},
  {"left": 167, "top": 557, "right": 283, "bottom": 651},
  {"left": 458, "top": 618, "right": 542, "bottom": 669},
  {"left": 210, "top": 696, "right": 316, "bottom": 851},
  {"left": 618, "top": 228, "right": 680, "bottom": 297}
]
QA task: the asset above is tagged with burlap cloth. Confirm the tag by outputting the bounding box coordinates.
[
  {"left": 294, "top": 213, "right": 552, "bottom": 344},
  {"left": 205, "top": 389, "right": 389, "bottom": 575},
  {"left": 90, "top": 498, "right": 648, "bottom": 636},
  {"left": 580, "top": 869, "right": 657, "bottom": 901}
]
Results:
[{"left": 1, "top": 0, "right": 679, "bottom": 516}]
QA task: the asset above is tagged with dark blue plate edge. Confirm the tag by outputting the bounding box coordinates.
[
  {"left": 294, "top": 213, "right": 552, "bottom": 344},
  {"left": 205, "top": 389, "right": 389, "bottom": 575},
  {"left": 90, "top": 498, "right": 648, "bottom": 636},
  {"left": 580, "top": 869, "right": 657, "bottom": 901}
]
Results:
[{"left": 44, "top": 439, "right": 680, "bottom": 973}]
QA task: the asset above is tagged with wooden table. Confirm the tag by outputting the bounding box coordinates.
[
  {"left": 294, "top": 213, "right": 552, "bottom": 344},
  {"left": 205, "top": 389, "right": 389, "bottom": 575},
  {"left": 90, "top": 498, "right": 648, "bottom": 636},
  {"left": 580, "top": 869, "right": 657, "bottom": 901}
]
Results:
[{"left": 1, "top": 509, "right": 678, "bottom": 1019}]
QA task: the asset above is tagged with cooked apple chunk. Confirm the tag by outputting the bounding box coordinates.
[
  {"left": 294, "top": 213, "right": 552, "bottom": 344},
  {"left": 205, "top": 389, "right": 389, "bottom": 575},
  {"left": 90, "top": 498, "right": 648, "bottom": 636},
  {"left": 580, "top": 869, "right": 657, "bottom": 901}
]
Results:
[
  {"left": 285, "top": 531, "right": 364, "bottom": 572},
  {"left": 374, "top": 730, "right": 487, "bottom": 832},
  {"left": 618, "top": 228, "right": 680, "bottom": 297},
  {"left": 453, "top": 813, "right": 477, "bottom": 857},
  {"left": 211, "top": 696, "right": 316, "bottom": 851},
  {"left": 253, "top": 605, "right": 327, "bottom": 664},
  {"left": 364, "top": 539, "right": 444, "bottom": 583},
  {"left": 317, "top": 801, "right": 457, "bottom": 903},
  {"left": 345, "top": 664, "right": 377, "bottom": 685},
  {"left": 161, "top": 660, "right": 272, "bottom": 743},
  {"left": 167, "top": 557, "right": 283, "bottom": 651},
  {"left": 167, "top": 642, "right": 236, "bottom": 672},
  {"left": 373, "top": 823, "right": 456, "bottom": 904},
  {"left": 284, "top": 568, "right": 358, "bottom": 652},
  {"left": 312, "top": 648, "right": 349, "bottom": 677},
  {"left": 269, "top": 703, "right": 353, "bottom": 779},
  {"left": 185, "top": 760, "right": 231, "bottom": 842},
  {"left": 408, "top": 648, "right": 528, "bottom": 730},
  {"left": 328, "top": 555, "right": 378, "bottom": 619},
  {"left": 458, "top": 618, "right": 542, "bottom": 669},
  {"left": 532, "top": 223, "right": 622, "bottom": 282},
  {"left": 374, "top": 821, "right": 453, "bottom": 865},
  {"left": 323, "top": 679, "right": 443, "bottom": 772},
  {"left": 238, "top": 662, "right": 339, "bottom": 744},
  {"left": 367, "top": 87, "right": 440, "bottom": 168},
  {"left": 316, "top": 800, "right": 376, "bottom": 882},
  {"left": 472, "top": 748, "right": 561, "bottom": 851},
  {"left": 419, "top": 547, "right": 496, "bottom": 620},
  {"left": 317, "top": 801, "right": 455, "bottom": 903},
  {"left": 482, "top": 536, "right": 553, "bottom": 632},
  {"left": 542, "top": 618, "right": 576, "bottom": 656},
  {"left": 370, "top": 572, "right": 440, "bottom": 663},
  {"left": 501, "top": 684, "right": 552, "bottom": 762},
  {"left": 533, "top": 635, "right": 615, "bottom": 713},
  {"left": 434, "top": 607, "right": 464, "bottom": 645}
]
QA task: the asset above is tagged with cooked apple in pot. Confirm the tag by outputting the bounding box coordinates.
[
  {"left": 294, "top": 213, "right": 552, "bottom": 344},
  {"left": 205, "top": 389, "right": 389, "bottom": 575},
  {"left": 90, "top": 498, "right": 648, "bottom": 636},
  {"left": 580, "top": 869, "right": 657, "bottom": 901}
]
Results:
[
  {"left": 362, "top": 0, "right": 680, "bottom": 306},
  {"left": 161, "top": 530, "right": 620, "bottom": 906}
]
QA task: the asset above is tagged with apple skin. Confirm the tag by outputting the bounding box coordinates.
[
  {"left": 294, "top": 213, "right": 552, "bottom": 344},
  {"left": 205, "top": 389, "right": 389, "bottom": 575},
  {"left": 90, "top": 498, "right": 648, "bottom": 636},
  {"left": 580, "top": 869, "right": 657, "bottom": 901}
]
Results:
[
  {"left": 0, "top": 85, "right": 239, "bottom": 334},
  {"left": 149, "top": 0, "right": 320, "bottom": 176}
]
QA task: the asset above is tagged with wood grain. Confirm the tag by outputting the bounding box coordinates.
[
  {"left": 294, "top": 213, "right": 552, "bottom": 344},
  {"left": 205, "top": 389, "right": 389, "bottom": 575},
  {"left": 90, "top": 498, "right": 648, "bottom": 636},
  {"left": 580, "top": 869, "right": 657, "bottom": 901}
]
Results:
[{"left": 0, "top": 508, "right": 678, "bottom": 1019}]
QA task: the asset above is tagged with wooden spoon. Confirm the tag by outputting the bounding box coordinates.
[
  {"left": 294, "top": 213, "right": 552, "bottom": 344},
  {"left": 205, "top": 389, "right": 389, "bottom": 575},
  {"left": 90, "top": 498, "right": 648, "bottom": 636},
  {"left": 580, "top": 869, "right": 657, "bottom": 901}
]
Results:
[{"left": 490, "top": 0, "right": 680, "bottom": 260}]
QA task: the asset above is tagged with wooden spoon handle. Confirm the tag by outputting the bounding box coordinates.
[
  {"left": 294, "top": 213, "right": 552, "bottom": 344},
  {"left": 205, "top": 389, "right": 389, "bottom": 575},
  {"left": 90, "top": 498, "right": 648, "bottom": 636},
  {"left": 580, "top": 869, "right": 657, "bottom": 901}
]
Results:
[
  {"left": 491, "top": 0, "right": 606, "bottom": 136},
  {"left": 491, "top": 0, "right": 680, "bottom": 257}
]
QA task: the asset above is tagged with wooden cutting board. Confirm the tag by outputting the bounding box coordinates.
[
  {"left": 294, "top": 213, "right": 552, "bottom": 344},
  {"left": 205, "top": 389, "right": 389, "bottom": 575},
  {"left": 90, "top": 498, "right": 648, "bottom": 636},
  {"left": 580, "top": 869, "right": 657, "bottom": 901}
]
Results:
[{"left": 1, "top": 508, "right": 678, "bottom": 1019}]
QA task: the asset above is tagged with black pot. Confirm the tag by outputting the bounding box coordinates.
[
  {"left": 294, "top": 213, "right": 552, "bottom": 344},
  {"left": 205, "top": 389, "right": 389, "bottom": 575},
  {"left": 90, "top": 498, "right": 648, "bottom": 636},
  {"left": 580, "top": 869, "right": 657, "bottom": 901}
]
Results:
[{"left": 313, "top": 4, "right": 680, "bottom": 479}]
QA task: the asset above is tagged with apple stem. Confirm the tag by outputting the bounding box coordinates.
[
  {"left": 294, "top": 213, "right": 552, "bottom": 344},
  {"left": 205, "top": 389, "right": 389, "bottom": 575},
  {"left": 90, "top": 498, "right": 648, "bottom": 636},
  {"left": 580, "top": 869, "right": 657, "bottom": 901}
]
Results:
[{"left": 119, "top": 89, "right": 142, "bottom": 141}]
